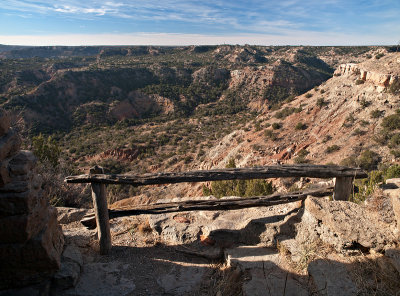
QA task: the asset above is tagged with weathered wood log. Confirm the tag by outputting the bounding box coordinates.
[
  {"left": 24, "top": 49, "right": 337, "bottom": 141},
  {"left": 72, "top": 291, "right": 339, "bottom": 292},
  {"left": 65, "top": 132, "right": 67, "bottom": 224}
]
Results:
[
  {"left": 90, "top": 166, "right": 111, "bottom": 255},
  {"left": 333, "top": 177, "right": 353, "bottom": 201},
  {"left": 81, "top": 186, "right": 333, "bottom": 229},
  {"left": 66, "top": 165, "right": 367, "bottom": 186}
]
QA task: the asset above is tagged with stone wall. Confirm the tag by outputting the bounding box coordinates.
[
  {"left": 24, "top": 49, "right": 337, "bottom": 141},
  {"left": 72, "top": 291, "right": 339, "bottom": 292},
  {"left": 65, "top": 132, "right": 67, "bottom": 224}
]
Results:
[{"left": 0, "top": 109, "right": 64, "bottom": 289}]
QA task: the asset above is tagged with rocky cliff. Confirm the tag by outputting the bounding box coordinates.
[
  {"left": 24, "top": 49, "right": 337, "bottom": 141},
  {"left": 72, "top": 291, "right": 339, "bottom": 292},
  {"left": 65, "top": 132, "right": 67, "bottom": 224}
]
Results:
[{"left": 0, "top": 109, "right": 64, "bottom": 289}]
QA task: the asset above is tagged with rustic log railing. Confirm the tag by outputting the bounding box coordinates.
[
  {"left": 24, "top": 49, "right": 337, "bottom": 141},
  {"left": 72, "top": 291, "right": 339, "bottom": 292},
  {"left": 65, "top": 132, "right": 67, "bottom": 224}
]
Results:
[{"left": 65, "top": 164, "right": 367, "bottom": 254}]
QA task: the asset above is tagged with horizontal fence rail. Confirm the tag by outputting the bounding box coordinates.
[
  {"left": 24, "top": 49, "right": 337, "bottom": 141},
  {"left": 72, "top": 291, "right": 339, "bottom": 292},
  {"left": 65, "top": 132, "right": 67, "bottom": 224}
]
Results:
[
  {"left": 65, "top": 164, "right": 368, "bottom": 255},
  {"left": 80, "top": 186, "right": 333, "bottom": 229},
  {"left": 65, "top": 164, "right": 367, "bottom": 186}
]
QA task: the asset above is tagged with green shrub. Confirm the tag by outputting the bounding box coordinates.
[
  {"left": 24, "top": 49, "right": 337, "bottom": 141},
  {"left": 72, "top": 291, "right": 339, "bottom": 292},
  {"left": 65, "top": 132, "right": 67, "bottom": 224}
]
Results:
[
  {"left": 352, "top": 170, "right": 383, "bottom": 203},
  {"left": 32, "top": 134, "right": 61, "bottom": 167},
  {"left": 316, "top": 97, "right": 327, "bottom": 108},
  {"left": 204, "top": 159, "right": 274, "bottom": 198},
  {"left": 388, "top": 133, "right": 400, "bottom": 148},
  {"left": 359, "top": 98, "right": 370, "bottom": 108},
  {"left": 375, "top": 53, "right": 384, "bottom": 59},
  {"left": 352, "top": 128, "right": 366, "bottom": 136},
  {"left": 391, "top": 149, "right": 400, "bottom": 158},
  {"left": 272, "top": 122, "right": 282, "bottom": 130},
  {"left": 388, "top": 80, "right": 400, "bottom": 95},
  {"left": 370, "top": 109, "right": 384, "bottom": 118},
  {"left": 325, "top": 145, "right": 340, "bottom": 153},
  {"left": 297, "top": 149, "right": 309, "bottom": 157},
  {"left": 385, "top": 164, "right": 400, "bottom": 179},
  {"left": 322, "top": 135, "right": 332, "bottom": 143},
  {"left": 381, "top": 113, "right": 400, "bottom": 131},
  {"left": 294, "top": 155, "right": 309, "bottom": 164},
  {"left": 358, "top": 150, "right": 380, "bottom": 171},
  {"left": 305, "top": 93, "right": 313, "bottom": 98},
  {"left": 275, "top": 107, "right": 296, "bottom": 119},
  {"left": 264, "top": 129, "right": 277, "bottom": 141},
  {"left": 340, "top": 156, "right": 357, "bottom": 167},
  {"left": 295, "top": 122, "right": 307, "bottom": 130},
  {"left": 320, "top": 89, "right": 325, "bottom": 94}
]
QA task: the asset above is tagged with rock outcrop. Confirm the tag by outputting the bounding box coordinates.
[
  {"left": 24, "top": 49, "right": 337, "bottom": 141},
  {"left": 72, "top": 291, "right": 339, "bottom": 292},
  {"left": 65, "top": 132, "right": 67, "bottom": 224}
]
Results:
[
  {"left": 298, "top": 197, "right": 396, "bottom": 253},
  {"left": 335, "top": 53, "right": 400, "bottom": 88},
  {"left": 0, "top": 110, "right": 64, "bottom": 289}
]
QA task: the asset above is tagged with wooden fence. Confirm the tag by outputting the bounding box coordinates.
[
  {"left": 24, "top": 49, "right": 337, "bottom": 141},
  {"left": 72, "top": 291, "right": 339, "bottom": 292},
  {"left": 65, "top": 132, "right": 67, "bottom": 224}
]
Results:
[{"left": 65, "top": 164, "right": 367, "bottom": 254}]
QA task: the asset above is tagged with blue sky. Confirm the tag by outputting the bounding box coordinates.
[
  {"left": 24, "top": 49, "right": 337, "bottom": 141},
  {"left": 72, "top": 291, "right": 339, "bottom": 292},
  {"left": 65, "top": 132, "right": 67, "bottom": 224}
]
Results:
[{"left": 0, "top": 0, "right": 399, "bottom": 45}]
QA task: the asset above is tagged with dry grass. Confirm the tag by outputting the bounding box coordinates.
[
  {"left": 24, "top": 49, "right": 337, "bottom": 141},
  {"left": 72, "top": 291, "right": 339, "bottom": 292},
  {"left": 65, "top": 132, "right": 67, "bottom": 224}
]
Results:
[
  {"left": 194, "top": 264, "right": 243, "bottom": 296},
  {"left": 349, "top": 253, "right": 400, "bottom": 296}
]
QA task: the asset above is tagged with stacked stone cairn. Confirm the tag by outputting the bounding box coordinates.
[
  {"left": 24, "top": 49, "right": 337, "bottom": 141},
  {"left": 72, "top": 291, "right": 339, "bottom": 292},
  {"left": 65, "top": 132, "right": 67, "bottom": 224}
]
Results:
[{"left": 0, "top": 109, "right": 64, "bottom": 289}]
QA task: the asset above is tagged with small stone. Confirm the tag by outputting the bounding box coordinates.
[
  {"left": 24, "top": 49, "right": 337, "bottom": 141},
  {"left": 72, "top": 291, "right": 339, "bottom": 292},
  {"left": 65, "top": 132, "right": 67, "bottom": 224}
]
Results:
[
  {"left": 62, "top": 245, "right": 83, "bottom": 267},
  {"left": 53, "top": 261, "right": 81, "bottom": 289},
  {"left": 57, "top": 207, "right": 89, "bottom": 224}
]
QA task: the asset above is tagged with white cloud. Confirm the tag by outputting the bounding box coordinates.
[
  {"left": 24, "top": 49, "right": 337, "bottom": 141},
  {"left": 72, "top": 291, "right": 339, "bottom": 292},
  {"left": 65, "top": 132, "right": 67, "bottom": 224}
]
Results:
[{"left": 0, "top": 32, "right": 396, "bottom": 46}]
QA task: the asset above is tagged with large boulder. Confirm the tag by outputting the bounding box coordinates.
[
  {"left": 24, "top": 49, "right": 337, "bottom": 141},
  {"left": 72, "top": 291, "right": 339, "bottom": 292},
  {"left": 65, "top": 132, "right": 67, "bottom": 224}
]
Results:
[{"left": 299, "top": 197, "right": 396, "bottom": 252}]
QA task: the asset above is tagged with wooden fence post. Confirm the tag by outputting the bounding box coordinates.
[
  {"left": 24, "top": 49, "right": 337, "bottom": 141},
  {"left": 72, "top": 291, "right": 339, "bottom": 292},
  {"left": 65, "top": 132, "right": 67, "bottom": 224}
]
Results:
[
  {"left": 333, "top": 177, "right": 353, "bottom": 201},
  {"left": 90, "top": 166, "right": 111, "bottom": 255}
]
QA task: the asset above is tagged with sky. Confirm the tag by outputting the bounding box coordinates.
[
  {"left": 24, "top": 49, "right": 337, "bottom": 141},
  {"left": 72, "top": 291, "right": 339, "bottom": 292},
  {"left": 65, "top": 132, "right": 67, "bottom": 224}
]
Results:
[{"left": 0, "top": 0, "right": 399, "bottom": 46}]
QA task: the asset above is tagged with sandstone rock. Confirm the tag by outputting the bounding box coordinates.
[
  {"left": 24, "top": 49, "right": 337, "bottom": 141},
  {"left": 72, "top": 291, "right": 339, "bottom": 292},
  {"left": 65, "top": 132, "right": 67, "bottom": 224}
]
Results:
[
  {"left": 308, "top": 259, "right": 357, "bottom": 296},
  {"left": 0, "top": 129, "right": 21, "bottom": 160},
  {"left": 57, "top": 207, "right": 89, "bottom": 224},
  {"left": 0, "top": 202, "right": 48, "bottom": 243},
  {"left": 226, "top": 246, "right": 309, "bottom": 296},
  {"left": 0, "top": 207, "right": 64, "bottom": 288},
  {"left": 53, "top": 245, "right": 83, "bottom": 290},
  {"left": 302, "top": 197, "right": 395, "bottom": 252},
  {"left": 8, "top": 150, "right": 37, "bottom": 177},
  {"left": 0, "top": 187, "right": 43, "bottom": 217}
]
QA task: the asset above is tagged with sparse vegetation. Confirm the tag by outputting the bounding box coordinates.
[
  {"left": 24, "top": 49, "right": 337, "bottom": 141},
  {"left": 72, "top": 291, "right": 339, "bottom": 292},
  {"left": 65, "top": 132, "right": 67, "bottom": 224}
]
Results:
[
  {"left": 316, "top": 97, "right": 327, "bottom": 108},
  {"left": 305, "top": 93, "right": 313, "bottom": 98},
  {"left": 295, "top": 122, "right": 307, "bottom": 130},
  {"left": 370, "top": 109, "right": 384, "bottom": 119},
  {"left": 325, "top": 145, "right": 340, "bottom": 153},
  {"left": 272, "top": 122, "right": 281, "bottom": 130},
  {"left": 355, "top": 79, "right": 365, "bottom": 85},
  {"left": 264, "top": 129, "right": 278, "bottom": 141},
  {"left": 203, "top": 158, "right": 274, "bottom": 198}
]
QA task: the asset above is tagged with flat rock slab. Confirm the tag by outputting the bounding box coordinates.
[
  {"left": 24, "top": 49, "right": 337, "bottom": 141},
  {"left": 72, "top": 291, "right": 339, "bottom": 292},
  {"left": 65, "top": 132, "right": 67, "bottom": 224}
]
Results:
[
  {"left": 60, "top": 262, "right": 135, "bottom": 296},
  {"left": 303, "top": 197, "right": 396, "bottom": 252},
  {"left": 226, "top": 246, "right": 309, "bottom": 296},
  {"left": 308, "top": 259, "right": 357, "bottom": 296},
  {"left": 157, "top": 265, "right": 205, "bottom": 295},
  {"left": 57, "top": 207, "right": 90, "bottom": 224},
  {"left": 148, "top": 196, "right": 302, "bottom": 248}
]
